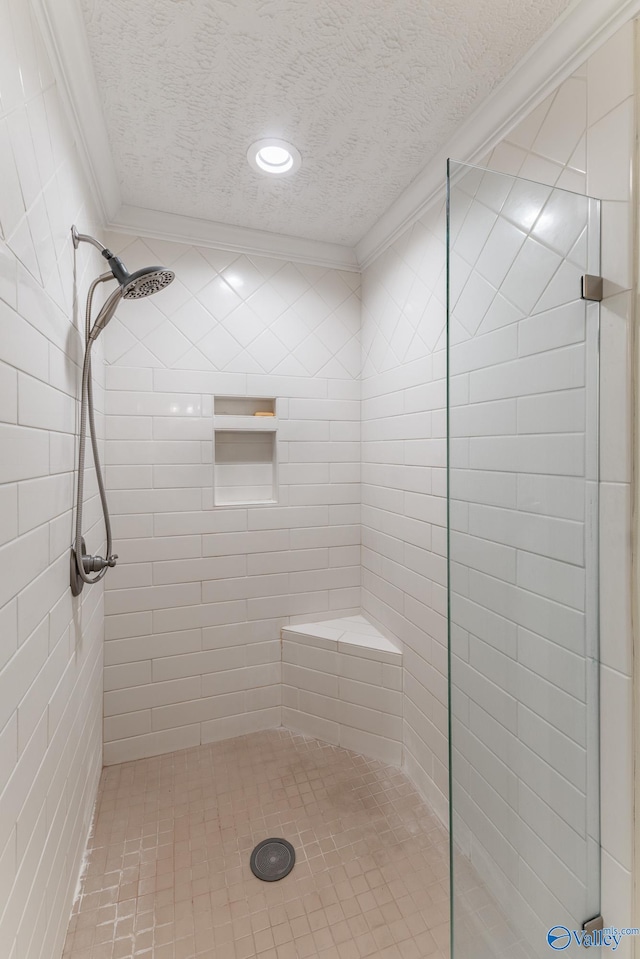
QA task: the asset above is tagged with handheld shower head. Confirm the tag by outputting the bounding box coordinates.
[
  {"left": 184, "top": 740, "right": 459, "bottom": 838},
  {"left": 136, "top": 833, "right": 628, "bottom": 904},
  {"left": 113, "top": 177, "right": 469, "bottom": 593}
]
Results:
[{"left": 87, "top": 286, "right": 124, "bottom": 343}]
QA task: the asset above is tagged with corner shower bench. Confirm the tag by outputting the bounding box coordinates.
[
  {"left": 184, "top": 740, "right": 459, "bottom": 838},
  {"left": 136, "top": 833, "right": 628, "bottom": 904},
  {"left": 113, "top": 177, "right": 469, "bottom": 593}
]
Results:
[{"left": 281, "top": 615, "right": 403, "bottom": 764}]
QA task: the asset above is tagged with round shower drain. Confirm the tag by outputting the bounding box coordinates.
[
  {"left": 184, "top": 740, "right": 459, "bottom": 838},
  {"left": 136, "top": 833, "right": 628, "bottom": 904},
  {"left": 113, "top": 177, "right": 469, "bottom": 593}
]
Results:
[{"left": 250, "top": 838, "right": 295, "bottom": 882}]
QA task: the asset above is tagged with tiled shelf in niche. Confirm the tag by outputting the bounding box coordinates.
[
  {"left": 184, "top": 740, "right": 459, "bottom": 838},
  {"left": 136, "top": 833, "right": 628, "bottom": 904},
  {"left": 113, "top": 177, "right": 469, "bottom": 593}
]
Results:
[
  {"left": 214, "top": 396, "right": 276, "bottom": 416},
  {"left": 213, "top": 396, "right": 278, "bottom": 506}
]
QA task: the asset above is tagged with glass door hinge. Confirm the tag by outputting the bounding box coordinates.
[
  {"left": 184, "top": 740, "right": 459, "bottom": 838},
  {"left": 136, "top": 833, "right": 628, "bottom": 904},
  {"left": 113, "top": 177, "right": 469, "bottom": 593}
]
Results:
[
  {"left": 582, "top": 915, "right": 604, "bottom": 948},
  {"left": 581, "top": 275, "right": 603, "bottom": 301}
]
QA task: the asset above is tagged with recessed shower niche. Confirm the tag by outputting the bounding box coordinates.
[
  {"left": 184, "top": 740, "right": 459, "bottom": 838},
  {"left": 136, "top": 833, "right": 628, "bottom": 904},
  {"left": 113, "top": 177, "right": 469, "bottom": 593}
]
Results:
[{"left": 213, "top": 396, "right": 278, "bottom": 506}]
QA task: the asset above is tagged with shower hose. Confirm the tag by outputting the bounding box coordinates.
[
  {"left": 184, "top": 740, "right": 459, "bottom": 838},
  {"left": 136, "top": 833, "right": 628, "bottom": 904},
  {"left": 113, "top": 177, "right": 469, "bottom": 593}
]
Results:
[{"left": 72, "top": 274, "right": 118, "bottom": 589}]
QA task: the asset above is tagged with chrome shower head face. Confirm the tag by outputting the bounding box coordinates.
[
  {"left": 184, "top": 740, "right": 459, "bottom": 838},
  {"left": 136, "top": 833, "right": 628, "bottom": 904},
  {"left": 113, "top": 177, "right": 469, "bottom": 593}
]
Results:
[{"left": 122, "top": 266, "right": 175, "bottom": 299}]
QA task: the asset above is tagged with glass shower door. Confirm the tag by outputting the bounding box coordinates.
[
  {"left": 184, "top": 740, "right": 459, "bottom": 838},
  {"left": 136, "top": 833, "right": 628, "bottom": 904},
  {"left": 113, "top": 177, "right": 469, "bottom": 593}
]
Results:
[{"left": 447, "top": 161, "right": 600, "bottom": 958}]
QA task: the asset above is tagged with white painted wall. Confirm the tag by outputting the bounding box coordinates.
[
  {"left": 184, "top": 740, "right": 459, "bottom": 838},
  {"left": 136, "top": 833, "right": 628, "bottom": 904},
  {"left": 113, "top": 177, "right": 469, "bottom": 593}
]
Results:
[
  {"left": 102, "top": 244, "right": 362, "bottom": 763},
  {"left": 360, "top": 19, "right": 635, "bottom": 947},
  {"left": 0, "top": 1, "right": 107, "bottom": 956}
]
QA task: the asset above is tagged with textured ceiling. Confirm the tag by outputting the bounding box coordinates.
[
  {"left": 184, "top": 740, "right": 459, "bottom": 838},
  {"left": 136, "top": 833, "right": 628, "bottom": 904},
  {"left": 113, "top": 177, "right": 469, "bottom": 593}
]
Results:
[{"left": 80, "top": 0, "right": 573, "bottom": 246}]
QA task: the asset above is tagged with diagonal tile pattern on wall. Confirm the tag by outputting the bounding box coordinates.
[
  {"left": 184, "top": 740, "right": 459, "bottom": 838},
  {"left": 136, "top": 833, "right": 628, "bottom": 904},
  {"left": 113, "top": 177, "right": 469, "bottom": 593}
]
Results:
[{"left": 104, "top": 238, "right": 361, "bottom": 380}]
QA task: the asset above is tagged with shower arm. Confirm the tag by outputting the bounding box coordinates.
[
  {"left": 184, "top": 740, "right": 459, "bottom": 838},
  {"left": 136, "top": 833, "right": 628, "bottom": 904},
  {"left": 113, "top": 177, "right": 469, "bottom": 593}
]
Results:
[
  {"left": 72, "top": 225, "right": 108, "bottom": 255},
  {"left": 72, "top": 227, "right": 127, "bottom": 285}
]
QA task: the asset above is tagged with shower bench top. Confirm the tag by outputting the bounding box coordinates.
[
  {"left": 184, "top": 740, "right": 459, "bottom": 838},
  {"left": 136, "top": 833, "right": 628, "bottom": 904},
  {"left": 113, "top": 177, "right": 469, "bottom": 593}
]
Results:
[{"left": 282, "top": 614, "right": 401, "bottom": 664}]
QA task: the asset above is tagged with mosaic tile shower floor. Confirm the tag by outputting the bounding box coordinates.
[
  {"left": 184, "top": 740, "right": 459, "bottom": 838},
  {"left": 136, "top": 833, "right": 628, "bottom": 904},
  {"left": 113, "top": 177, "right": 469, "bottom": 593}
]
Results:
[{"left": 62, "top": 729, "right": 450, "bottom": 959}]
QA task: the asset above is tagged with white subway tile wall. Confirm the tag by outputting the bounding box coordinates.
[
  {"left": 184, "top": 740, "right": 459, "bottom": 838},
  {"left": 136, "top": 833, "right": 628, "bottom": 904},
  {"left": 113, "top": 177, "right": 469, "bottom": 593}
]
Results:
[
  {"left": 0, "top": 2, "right": 108, "bottom": 957},
  {"left": 102, "top": 241, "right": 362, "bottom": 763},
  {"left": 360, "top": 22, "right": 635, "bottom": 952}
]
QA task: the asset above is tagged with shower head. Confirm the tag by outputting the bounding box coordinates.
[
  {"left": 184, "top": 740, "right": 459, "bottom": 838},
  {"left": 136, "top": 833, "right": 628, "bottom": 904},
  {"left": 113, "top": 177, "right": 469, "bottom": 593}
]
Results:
[
  {"left": 102, "top": 251, "right": 175, "bottom": 299},
  {"left": 72, "top": 226, "right": 175, "bottom": 339},
  {"left": 120, "top": 266, "right": 175, "bottom": 299}
]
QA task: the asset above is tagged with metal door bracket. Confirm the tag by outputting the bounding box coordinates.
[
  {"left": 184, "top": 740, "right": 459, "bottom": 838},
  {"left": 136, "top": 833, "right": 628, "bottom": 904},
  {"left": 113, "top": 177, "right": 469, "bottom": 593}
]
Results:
[
  {"left": 582, "top": 915, "right": 604, "bottom": 948},
  {"left": 581, "top": 275, "right": 603, "bottom": 302}
]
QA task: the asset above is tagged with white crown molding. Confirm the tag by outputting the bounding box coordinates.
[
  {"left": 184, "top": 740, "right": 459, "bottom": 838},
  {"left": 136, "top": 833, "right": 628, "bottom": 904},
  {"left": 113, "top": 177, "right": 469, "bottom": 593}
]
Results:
[
  {"left": 356, "top": 0, "right": 640, "bottom": 269},
  {"left": 110, "top": 205, "right": 359, "bottom": 271},
  {"left": 31, "top": 0, "right": 121, "bottom": 223}
]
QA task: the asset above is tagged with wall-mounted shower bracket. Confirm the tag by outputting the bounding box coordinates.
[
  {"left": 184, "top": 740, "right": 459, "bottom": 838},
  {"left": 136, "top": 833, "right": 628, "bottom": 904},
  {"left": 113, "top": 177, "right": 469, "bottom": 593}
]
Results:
[
  {"left": 70, "top": 538, "right": 118, "bottom": 597},
  {"left": 581, "top": 274, "right": 603, "bottom": 301},
  {"left": 70, "top": 538, "right": 87, "bottom": 596}
]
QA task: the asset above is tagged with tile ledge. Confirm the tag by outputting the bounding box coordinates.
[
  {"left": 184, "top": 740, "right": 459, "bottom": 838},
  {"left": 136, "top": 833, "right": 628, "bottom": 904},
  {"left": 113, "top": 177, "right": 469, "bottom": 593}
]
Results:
[{"left": 282, "top": 614, "right": 402, "bottom": 659}]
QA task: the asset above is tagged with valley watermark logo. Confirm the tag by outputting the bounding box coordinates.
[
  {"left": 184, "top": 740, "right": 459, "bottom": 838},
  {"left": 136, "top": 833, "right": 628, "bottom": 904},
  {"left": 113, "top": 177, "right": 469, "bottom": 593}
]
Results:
[
  {"left": 547, "top": 927, "right": 572, "bottom": 950},
  {"left": 547, "top": 925, "right": 640, "bottom": 951}
]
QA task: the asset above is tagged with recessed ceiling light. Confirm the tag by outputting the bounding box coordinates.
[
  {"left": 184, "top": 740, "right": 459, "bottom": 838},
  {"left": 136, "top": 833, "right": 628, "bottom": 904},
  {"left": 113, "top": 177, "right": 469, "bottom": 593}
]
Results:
[{"left": 247, "top": 139, "right": 302, "bottom": 177}]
